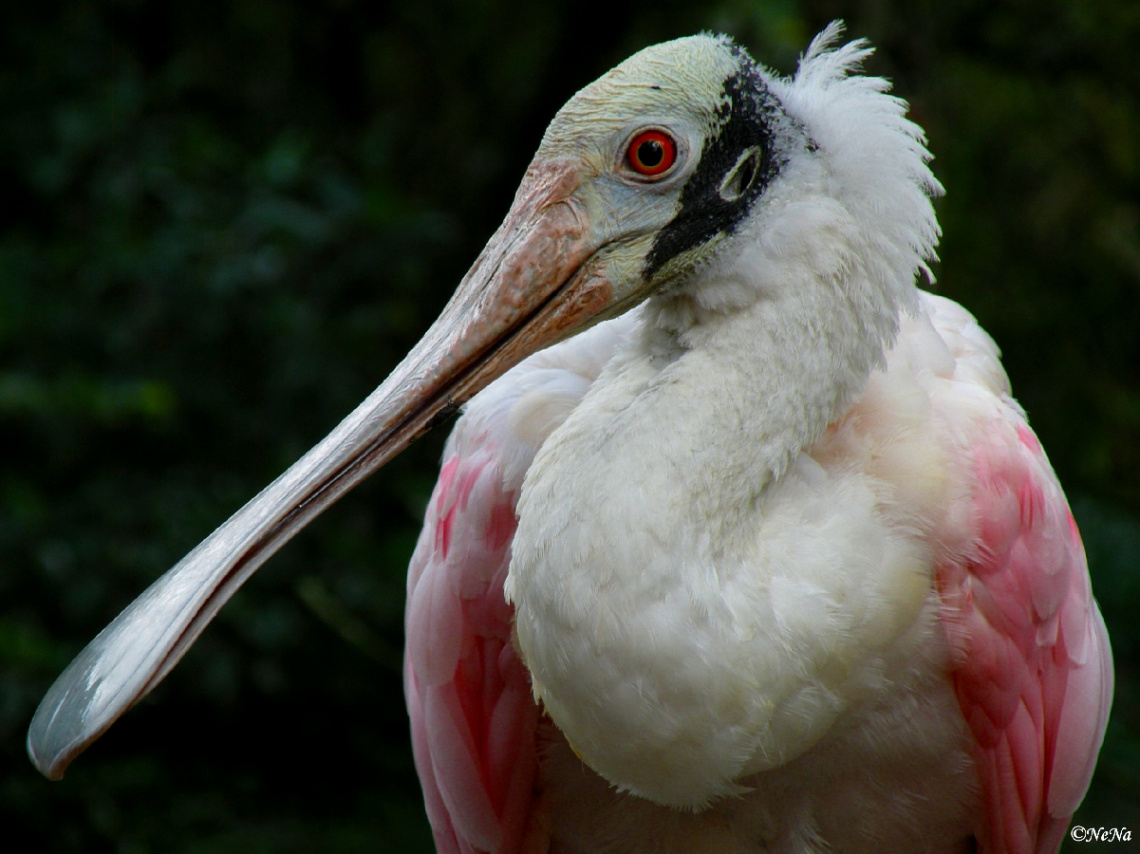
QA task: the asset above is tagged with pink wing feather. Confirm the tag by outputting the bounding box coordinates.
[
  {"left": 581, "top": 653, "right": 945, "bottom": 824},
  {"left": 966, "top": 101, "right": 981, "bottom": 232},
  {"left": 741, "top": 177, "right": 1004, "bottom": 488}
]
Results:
[
  {"left": 938, "top": 406, "right": 1113, "bottom": 854},
  {"left": 403, "top": 311, "right": 638, "bottom": 854},
  {"left": 404, "top": 447, "right": 539, "bottom": 854}
]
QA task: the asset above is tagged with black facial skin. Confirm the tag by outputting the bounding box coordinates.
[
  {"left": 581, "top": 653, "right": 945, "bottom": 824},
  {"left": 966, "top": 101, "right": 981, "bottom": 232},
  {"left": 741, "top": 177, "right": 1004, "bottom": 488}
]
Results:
[{"left": 644, "top": 45, "right": 790, "bottom": 279}]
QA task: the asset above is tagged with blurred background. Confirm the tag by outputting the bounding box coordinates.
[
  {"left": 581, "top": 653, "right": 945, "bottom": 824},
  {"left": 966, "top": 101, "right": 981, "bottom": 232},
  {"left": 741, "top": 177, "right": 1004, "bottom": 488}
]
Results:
[{"left": 3, "top": 0, "right": 1137, "bottom": 851}]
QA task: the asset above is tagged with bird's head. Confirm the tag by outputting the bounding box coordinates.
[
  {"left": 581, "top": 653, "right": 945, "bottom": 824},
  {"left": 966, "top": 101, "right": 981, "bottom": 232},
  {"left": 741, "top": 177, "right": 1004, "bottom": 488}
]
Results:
[
  {"left": 403, "top": 33, "right": 809, "bottom": 388},
  {"left": 28, "top": 25, "right": 941, "bottom": 780},
  {"left": 528, "top": 34, "right": 798, "bottom": 303},
  {"left": 454, "top": 24, "right": 939, "bottom": 361}
]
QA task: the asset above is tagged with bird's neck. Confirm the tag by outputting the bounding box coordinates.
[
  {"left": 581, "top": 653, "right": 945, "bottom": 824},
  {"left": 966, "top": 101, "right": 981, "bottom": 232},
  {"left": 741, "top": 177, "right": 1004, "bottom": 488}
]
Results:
[
  {"left": 641, "top": 218, "right": 905, "bottom": 493},
  {"left": 507, "top": 224, "right": 915, "bottom": 808}
]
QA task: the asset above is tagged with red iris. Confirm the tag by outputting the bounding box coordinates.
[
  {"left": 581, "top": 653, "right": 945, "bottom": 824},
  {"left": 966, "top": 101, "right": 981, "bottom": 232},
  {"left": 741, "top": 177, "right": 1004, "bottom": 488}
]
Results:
[{"left": 626, "top": 130, "right": 677, "bottom": 177}]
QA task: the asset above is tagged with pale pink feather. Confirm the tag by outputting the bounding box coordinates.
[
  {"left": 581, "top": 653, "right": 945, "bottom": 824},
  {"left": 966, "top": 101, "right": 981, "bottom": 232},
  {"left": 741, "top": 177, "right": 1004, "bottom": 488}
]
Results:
[
  {"left": 937, "top": 415, "right": 1113, "bottom": 854},
  {"left": 402, "top": 313, "right": 638, "bottom": 854},
  {"left": 404, "top": 448, "right": 539, "bottom": 854}
]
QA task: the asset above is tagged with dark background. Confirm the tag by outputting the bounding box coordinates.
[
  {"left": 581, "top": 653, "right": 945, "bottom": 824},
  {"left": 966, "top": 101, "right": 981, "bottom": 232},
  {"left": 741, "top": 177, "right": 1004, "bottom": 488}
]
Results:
[{"left": 3, "top": 1, "right": 1138, "bottom": 851}]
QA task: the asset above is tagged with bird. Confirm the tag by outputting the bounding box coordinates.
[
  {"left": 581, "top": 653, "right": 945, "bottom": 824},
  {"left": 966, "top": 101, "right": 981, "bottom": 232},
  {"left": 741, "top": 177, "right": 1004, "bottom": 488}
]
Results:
[{"left": 27, "top": 22, "right": 1112, "bottom": 854}]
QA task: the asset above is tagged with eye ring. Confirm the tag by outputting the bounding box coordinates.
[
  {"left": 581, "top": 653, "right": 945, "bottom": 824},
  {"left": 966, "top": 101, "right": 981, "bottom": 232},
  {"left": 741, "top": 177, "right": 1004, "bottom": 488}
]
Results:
[{"left": 625, "top": 129, "right": 678, "bottom": 178}]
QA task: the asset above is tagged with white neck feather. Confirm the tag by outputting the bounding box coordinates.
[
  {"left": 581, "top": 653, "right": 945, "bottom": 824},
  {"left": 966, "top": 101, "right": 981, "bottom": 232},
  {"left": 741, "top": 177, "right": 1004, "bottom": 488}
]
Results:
[
  {"left": 507, "top": 220, "right": 919, "bottom": 806},
  {"left": 642, "top": 190, "right": 903, "bottom": 488}
]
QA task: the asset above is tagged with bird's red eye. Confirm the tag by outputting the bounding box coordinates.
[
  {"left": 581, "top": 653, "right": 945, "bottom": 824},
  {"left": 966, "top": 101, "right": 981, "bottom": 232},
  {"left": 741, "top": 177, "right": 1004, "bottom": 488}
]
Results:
[{"left": 626, "top": 130, "right": 677, "bottom": 177}]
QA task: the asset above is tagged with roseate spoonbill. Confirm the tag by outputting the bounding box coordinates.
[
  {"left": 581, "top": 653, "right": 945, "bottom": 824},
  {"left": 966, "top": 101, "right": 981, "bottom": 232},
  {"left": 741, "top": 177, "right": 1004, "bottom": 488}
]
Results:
[{"left": 29, "top": 23, "right": 1112, "bottom": 854}]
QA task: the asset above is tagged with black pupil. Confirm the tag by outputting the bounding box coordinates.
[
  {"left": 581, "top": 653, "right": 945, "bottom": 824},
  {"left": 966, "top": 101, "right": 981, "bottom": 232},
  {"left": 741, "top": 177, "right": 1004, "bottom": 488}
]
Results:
[{"left": 637, "top": 139, "right": 664, "bottom": 168}]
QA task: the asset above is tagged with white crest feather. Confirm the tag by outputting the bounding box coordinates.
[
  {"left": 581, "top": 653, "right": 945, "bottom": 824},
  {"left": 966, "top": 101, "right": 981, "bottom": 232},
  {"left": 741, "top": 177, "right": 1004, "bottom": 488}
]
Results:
[{"left": 773, "top": 20, "right": 943, "bottom": 302}]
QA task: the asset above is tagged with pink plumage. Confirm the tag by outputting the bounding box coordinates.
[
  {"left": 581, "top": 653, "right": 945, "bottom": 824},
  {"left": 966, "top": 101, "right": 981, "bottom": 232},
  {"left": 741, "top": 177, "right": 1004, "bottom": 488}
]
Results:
[
  {"left": 405, "top": 448, "right": 540, "bottom": 854},
  {"left": 403, "top": 315, "right": 635, "bottom": 854},
  {"left": 937, "top": 417, "right": 1113, "bottom": 854}
]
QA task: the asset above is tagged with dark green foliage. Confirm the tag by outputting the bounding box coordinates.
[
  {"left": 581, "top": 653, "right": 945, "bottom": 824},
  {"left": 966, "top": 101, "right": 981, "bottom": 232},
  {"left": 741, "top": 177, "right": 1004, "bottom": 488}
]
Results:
[{"left": 2, "top": 1, "right": 1137, "bottom": 850}]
